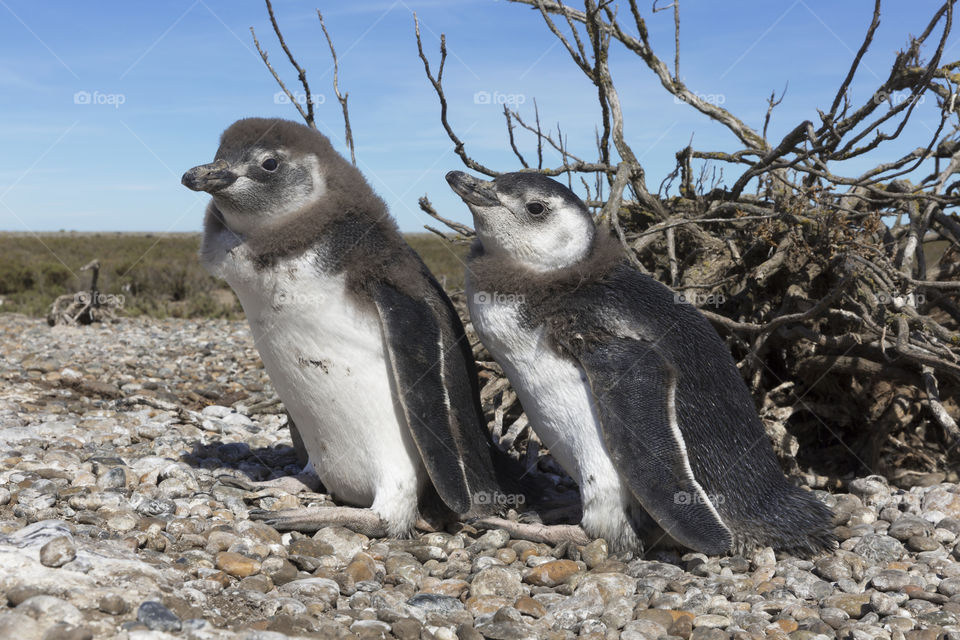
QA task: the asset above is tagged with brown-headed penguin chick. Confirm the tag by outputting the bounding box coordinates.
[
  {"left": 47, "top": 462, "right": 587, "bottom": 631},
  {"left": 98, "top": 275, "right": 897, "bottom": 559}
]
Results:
[
  {"left": 181, "top": 118, "right": 514, "bottom": 537},
  {"left": 447, "top": 170, "right": 835, "bottom": 557}
]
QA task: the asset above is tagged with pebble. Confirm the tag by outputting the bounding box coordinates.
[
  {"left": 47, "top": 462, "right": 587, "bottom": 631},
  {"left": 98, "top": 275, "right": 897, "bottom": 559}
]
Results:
[
  {"left": 0, "top": 612, "right": 44, "bottom": 640},
  {"left": 888, "top": 515, "right": 933, "bottom": 540},
  {"left": 17, "top": 595, "right": 84, "bottom": 627},
  {"left": 821, "top": 593, "right": 871, "bottom": 618},
  {"left": 38, "top": 535, "right": 76, "bottom": 567},
  {"left": 136, "top": 601, "right": 182, "bottom": 632},
  {"left": 98, "top": 594, "right": 128, "bottom": 615},
  {"left": 472, "top": 566, "right": 524, "bottom": 599},
  {"left": 513, "top": 595, "right": 546, "bottom": 618},
  {"left": 523, "top": 559, "right": 581, "bottom": 587},
  {"left": 581, "top": 538, "right": 608, "bottom": 569},
  {"left": 407, "top": 593, "right": 464, "bottom": 614},
  {"left": 40, "top": 622, "right": 92, "bottom": 640},
  {"left": 260, "top": 556, "right": 297, "bottom": 586},
  {"left": 871, "top": 569, "right": 915, "bottom": 591},
  {"left": 279, "top": 577, "right": 340, "bottom": 605},
  {"left": 345, "top": 551, "right": 379, "bottom": 583},
  {"left": 215, "top": 551, "right": 261, "bottom": 578},
  {"left": 471, "top": 528, "right": 510, "bottom": 551},
  {"left": 853, "top": 534, "right": 905, "bottom": 562},
  {"left": 313, "top": 526, "right": 367, "bottom": 562}
]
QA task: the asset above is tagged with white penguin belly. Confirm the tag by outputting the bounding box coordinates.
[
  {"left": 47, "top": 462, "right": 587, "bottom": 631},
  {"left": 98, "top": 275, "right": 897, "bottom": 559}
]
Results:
[
  {"left": 467, "top": 287, "right": 635, "bottom": 540},
  {"left": 203, "top": 235, "right": 423, "bottom": 514}
]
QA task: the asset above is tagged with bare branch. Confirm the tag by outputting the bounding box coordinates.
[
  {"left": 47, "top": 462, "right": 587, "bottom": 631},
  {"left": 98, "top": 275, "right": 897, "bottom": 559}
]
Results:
[
  {"left": 762, "top": 82, "right": 788, "bottom": 142},
  {"left": 923, "top": 366, "right": 960, "bottom": 446},
  {"left": 827, "top": 0, "right": 881, "bottom": 121},
  {"left": 418, "top": 195, "right": 475, "bottom": 238},
  {"left": 317, "top": 11, "right": 356, "bottom": 165},
  {"left": 253, "top": 0, "right": 315, "bottom": 128},
  {"left": 651, "top": 0, "right": 680, "bottom": 81},
  {"left": 503, "top": 106, "right": 529, "bottom": 168},
  {"left": 414, "top": 13, "right": 499, "bottom": 176},
  {"left": 509, "top": 0, "right": 769, "bottom": 150}
]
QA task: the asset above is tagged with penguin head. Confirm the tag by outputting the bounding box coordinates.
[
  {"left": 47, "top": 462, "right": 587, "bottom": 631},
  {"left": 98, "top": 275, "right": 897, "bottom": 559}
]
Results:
[
  {"left": 182, "top": 118, "right": 341, "bottom": 236},
  {"left": 446, "top": 171, "right": 596, "bottom": 271}
]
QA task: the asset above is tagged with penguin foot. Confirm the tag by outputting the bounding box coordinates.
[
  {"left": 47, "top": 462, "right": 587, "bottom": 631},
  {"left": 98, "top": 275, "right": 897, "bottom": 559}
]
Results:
[
  {"left": 415, "top": 518, "right": 442, "bottom": 533},
  {"left": 250, "top": 506, "right": 388, "bottom": 537},
  {"left": 471, "top": 517, "right": 591, "bottom": 546},
  {"left": 219, "top": 472, "right": 322, "bottom": 494}
]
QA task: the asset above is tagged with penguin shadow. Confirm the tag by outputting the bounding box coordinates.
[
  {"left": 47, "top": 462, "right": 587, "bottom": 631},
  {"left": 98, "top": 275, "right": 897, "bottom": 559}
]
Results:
[
  {"left": 179, "top": 437, "right": 320, "bottom": 492},
  {"left": 179, "top": 417, "right": 325, "bottom": 494},
  {"left": 483, "top": 438, "right": 588, "bottom": 528}
]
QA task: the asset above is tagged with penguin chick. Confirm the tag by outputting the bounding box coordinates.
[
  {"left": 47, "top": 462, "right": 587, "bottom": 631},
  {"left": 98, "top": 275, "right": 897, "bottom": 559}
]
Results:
[
  {"left": 446, "top": 170, "right": 835, "bottom": 556},
  {"left": 180, "top": 118, "right": 506, "bottom": 537}
]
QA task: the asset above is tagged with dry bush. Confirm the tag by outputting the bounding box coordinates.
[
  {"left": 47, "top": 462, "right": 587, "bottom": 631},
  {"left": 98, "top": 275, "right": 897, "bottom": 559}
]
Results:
[
  {"left": 414, "top": 1, "right": 960, "bottom": 485},
  {"left": 259, "top": 1, "right": 959, "bottom": 486}
]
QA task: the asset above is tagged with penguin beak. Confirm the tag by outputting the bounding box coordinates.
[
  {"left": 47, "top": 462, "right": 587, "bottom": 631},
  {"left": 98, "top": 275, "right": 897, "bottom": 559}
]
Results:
[
  {"left": 445, "top": 171, "right": 499, "bottom": 207},
  {"left": 182, "top": 159, "right": 238, "bottom": 193}
]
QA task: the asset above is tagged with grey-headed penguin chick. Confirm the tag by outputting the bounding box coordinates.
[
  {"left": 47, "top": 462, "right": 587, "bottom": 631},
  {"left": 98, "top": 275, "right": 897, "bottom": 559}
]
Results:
[
  {"left": 181, "top": 118, "right": 507, "bottom": 537},
  {"left": 446, "top": 170, "right": 835, "bottom": 556}
]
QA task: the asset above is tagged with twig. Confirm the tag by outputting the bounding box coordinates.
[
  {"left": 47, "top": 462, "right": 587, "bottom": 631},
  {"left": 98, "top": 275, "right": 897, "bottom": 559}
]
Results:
[
  {"left": 418, "top": 195, "right": 476, "bottom": 237},
  {"left": 414, "top": 13, "right": 499, "bottom": 176},
  {"left": 652, "top": 0, "right": 680, "bottom": 81},
  {"left": 252, "top": 0, "right": 315, "bottom": 128},
  {"left": 503, "top": 106, "right": 529, "bottom": 168},
  {"left": 762, "top": 82, "right": 788, "bottom": 142},
  {"left": 922, "top": 366, "right": 960, "bottom": 446},
  {"left": 317, "top": 11, "right": 356, "bottom": 165}
]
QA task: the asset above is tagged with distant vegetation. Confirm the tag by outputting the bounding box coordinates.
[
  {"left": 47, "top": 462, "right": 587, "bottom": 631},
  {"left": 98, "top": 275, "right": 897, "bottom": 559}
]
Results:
[{"left": 0, "top": 232, "right": 469, "bottom": 318}]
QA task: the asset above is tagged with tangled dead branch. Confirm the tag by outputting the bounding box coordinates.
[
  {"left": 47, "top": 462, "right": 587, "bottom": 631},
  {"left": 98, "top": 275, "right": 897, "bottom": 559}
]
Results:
[
  {"left": 255, "top": 1, "right": 959, "bottom": 486},
  {"left": 47, "top": 260, "right": 122, "bottom": 326},
  {"left": 416, "top": 1, "right": 960, "bottom": 484}
]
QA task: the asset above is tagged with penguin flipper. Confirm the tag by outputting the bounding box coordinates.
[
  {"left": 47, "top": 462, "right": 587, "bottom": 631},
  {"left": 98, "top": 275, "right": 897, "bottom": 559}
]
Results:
[
  {"left": 571, "top": 336, "right": 733, "bottom": 555},
  {"left": 372, "top": 282, "right": 490, "bottom": 515}
]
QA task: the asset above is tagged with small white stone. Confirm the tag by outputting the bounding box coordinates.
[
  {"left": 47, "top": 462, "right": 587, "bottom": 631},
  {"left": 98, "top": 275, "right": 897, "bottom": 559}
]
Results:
[
  {"left": 201, "top": 405, "right": 232, "bottom": 418},
  {"left": 60, "top": 368, "right": 83, "bottom": 381},
  {"left": 221, "top": 413, "right": 252, "bottom": 427}
]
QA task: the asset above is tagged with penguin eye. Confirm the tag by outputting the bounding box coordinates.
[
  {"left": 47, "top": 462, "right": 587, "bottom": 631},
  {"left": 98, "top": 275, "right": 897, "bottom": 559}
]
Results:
[
  {"left": 261, "top": 158, "right": 279, "bottom": 171},
  {"left": 526, "top": 202, "right": 546, "bottom": 216}
]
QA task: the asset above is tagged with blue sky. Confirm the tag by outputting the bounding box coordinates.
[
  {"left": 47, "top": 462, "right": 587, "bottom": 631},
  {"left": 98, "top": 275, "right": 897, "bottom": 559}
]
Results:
[{"left": 0, "top": 0, "right": 953, "bottom": 233}]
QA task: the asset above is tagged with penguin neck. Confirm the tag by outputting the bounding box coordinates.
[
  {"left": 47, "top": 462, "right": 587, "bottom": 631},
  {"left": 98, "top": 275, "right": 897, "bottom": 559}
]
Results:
[
  {"left": 205, "top": 194, "right": 425, "bottom": 303},
  {"left": 475, "top": 227, "right": 592, "bottom": 273},
  {"left": 215, "top": 187, "right": 391, "bottom": 269},
  {"left": 467, "top": 230, "right": 623, "bottom": 306},
  {"left": 483, "top": 243, "right": 588, "bottom": 274}
]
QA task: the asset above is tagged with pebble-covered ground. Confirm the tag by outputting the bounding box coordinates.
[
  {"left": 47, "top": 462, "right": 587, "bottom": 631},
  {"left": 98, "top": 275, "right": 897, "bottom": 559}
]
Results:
[{"left": 1, "top": 313, "right": 960, "bottom": 640}]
